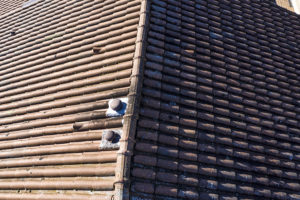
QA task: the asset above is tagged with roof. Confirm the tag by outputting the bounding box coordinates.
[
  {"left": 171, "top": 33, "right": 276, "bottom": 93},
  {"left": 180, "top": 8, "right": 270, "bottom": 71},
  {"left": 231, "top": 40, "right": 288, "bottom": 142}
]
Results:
[
  {"left": 2, "top": 0, "right": 300, "bottom": 199},
  {"left": 0, "top": 0, "right": 142, "bottom": 199},
  {"left": 0, "top": 0, "right": 25, "bottom": 16},
  {"left": 130, "top": 0, "right": 300, "bottom": 199}
]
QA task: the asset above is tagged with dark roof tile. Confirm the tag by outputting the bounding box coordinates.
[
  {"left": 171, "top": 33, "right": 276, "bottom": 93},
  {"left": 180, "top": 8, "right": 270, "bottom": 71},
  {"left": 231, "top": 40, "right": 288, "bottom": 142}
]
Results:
[
  {"left": 198, "top": 154, "right": 217, "bottom": 165},
  {"left": 158, "top": 146, "right": 178, "bottom": 158},
  {"left": 136, "top": 142, "right": 158, "bottom": 154},
  {"left": 157, "top": 158, "right": 178, "bottom": 170},
  {"left": 133, "top": 182, "right": 155, "bottom": 194},
  {"left": 158, "top": 134, "right": 178, "bottom": 146},
  {"left": 199, "top": 192, "right": 218, "bottom": 200},
  {"left": 179, "top": 151, "right": 197, "bottom": 161},
  {"left": 198, "top": 166, "right": 217, "bottom": 177},
  {"left": 155, "top": 185, "right": 177, "bottom": 197},
  {"left": 179, "top": 139, "right": 197, "bottom": 150},
  {"left": 132, "top": 168, "right": 156, "bottom": 180},
  {"left": 179, "top": 163, "right": 198, "bottom": 173},
  {"left": 254, "top": 188, "right": 272, "bottom": 198},
  {"left": 133, "top": 0, "right": 300, "bottom": 198},
  {"left": 134, "top": 155, "right": 157, "bottom": 167},
  {"left": 199, "top": 179, "right": 217, "bottom": 190},
  {"left": 178, "top": 189, "right": 198, "bottom": 200},
  {"left": 156, "top": 172, "right": 178, "bottom": 183},
  {"left": 178, "top": 174, "right": 198, "bottom": 186}
]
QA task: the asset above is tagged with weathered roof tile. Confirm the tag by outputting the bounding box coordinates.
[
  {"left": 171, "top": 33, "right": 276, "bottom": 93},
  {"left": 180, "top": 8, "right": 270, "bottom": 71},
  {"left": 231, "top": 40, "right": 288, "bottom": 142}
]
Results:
[{"left": 131, "top": 0, "right": 300, "bottom": 199}]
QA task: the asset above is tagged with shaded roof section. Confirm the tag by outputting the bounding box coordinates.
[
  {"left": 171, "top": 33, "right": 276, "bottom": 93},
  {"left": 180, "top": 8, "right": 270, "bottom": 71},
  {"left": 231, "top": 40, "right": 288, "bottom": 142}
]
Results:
[
  {"left": 131, "top": 0, "right": 300, "bottom": 199},
  {"left": 0, "top": 0, "right": 26, "bottom": 16},
  {"left": 0, "top": 0, "right": 141, "bottom": 199}
]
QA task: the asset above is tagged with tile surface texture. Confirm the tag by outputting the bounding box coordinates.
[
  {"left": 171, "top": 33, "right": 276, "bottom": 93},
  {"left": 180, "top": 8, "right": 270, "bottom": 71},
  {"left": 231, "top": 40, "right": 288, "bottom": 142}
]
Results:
[
  {"left": 131, "top": 0, "right": 300, "bottom": 200},
  {"left": 0, "top": 0, "right": 141, "bottom": 199},
  {"left": 2, "top": 0, "right": 300, "bottom": 199},
  {"left": 0, "top": 0, "right": 25, "bottom": 16}
]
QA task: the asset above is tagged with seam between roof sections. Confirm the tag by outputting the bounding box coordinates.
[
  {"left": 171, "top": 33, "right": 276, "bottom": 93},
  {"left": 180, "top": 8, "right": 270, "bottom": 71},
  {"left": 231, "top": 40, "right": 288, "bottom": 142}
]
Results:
[{"left": 114, "top": 0, "right": 150, "bottom": 200}]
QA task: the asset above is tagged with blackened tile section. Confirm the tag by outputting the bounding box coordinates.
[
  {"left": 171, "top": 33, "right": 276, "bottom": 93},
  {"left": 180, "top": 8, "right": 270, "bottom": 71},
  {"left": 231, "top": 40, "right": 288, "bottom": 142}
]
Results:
[{"left": 131, "top": 0, "right": 300, "bottom": 200}]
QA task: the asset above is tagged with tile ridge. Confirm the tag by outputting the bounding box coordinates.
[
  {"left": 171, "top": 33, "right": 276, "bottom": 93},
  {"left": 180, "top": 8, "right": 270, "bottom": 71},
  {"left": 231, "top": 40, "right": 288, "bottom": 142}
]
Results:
[
  {"left": 0, "top": 0, "right": 43, "bottom": 25},
  {"left": 0, "top": 6, "right": 22, "bottom": 19},
  {"left": 113, "top": 0, "right": 150, "bottom": 200}
]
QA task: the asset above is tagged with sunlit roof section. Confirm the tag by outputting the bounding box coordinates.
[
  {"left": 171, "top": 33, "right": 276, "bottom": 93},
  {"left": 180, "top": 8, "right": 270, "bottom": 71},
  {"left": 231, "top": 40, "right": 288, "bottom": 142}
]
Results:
[{"left": 276, "top": 0, "right": 296, "bottom": 12}]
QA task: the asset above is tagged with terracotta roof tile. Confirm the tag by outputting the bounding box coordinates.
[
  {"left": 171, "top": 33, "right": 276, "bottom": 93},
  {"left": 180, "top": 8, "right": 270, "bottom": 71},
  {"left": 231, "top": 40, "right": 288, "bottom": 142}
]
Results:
[
  {"left": 0, "top": 0, "right": 25, "bottom": 16},
  {"left": 1, "top": 0, "right": 143, "bottom": 198}
]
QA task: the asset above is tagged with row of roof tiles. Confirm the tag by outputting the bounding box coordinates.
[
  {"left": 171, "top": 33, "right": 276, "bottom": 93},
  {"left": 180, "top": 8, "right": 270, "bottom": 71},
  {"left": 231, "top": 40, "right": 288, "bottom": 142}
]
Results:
[{"left": 131, "top": 0, "right": 300, "bottom": 199}]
